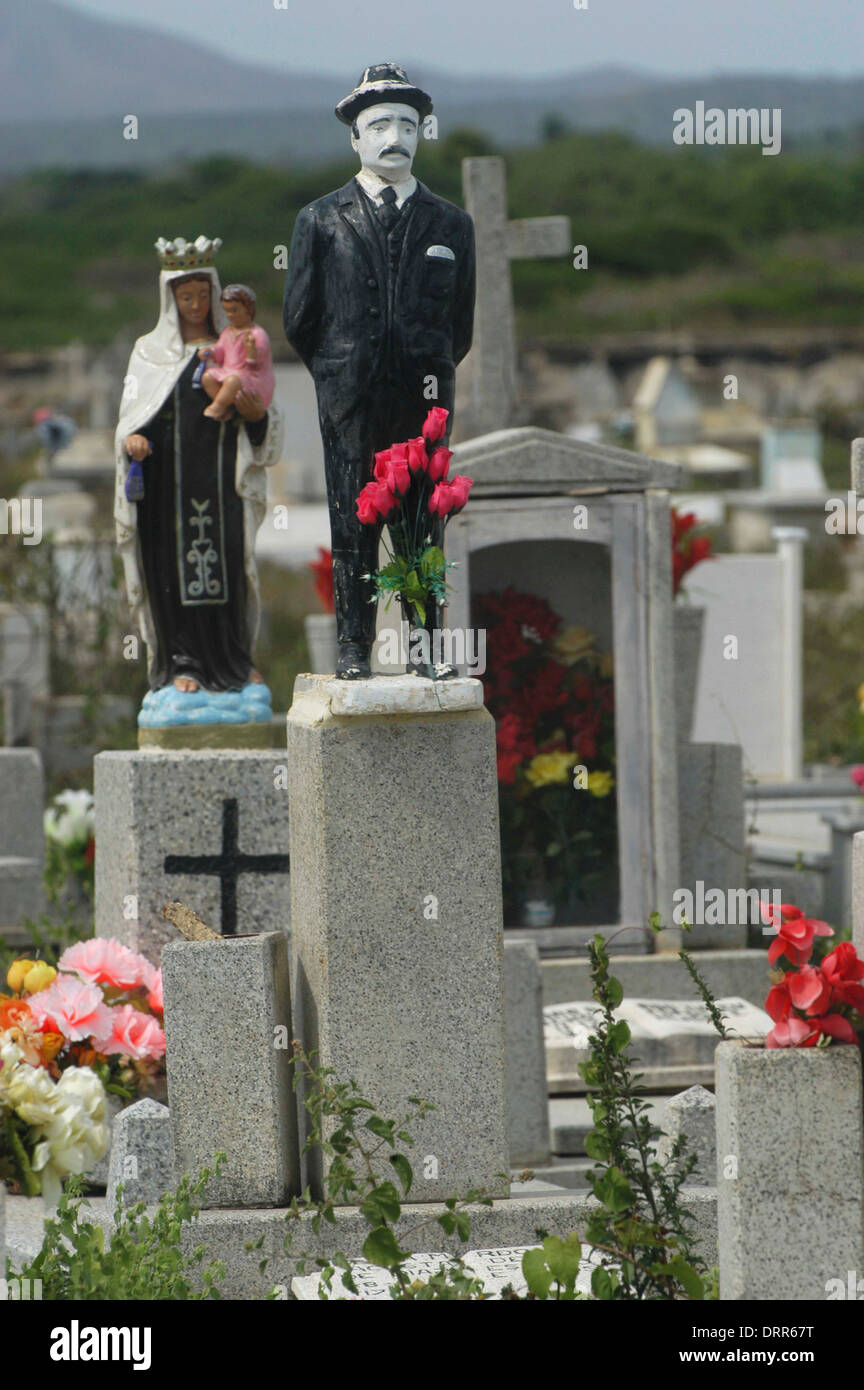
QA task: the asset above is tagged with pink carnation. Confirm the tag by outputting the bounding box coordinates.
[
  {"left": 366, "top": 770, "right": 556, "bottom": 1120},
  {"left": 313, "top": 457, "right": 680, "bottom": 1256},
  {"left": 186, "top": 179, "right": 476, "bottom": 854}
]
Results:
[
  {"left": 58, "top": 938, "right": 156, "bottom": 993},
  {"left": 27, "top": 975, "right": 113, "bottom": 1043},
  {"left": 93, "top": 1004, "right": 166, "bottom": 1060},
  {"left": 147, "top": 969, "right": 163, "bottom": 1014}
]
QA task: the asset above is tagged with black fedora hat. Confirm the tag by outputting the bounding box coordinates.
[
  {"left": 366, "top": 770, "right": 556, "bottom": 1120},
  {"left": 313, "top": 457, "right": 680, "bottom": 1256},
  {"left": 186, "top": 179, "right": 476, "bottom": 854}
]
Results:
[{"left": 335, "top": 63, "right": 433, "bottom": 126}]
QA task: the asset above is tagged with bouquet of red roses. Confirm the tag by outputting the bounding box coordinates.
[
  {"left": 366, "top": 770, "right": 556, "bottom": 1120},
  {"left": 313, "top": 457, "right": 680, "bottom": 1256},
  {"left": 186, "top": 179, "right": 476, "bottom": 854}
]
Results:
[{"left": 355, "top": 407, "right": 473, "bottom": 628}]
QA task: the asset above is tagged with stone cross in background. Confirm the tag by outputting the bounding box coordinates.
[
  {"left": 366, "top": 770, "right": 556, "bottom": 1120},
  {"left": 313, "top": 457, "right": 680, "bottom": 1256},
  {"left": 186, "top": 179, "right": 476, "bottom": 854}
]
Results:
[{"left": 460, "top": 156, "right": 571, "bottom": 438}]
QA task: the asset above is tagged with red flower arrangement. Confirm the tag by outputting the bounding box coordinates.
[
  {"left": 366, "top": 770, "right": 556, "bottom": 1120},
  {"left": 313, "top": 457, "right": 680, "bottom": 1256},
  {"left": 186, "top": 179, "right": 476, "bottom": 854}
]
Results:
[
  {"left": 761, "top": 901, "right": 864, "bottom": 1047},
  {"left": 671, "top": 508, "right": 713, "bottom": 597},
  {"left": 354, "top": 407, "right": 473, "bottom": 628},
  {"left": 477, "top": 587, "right": 617, "bottom": 924},
  {"left": 308, "top": 547, "right": 334, "bottom": 615}
]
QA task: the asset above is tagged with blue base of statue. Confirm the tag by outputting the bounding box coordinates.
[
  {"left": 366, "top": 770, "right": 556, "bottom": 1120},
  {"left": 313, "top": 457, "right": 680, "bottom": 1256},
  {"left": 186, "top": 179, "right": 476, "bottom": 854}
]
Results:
[{"left": 138, "top": 682, "right": 273, "bottom": 728}]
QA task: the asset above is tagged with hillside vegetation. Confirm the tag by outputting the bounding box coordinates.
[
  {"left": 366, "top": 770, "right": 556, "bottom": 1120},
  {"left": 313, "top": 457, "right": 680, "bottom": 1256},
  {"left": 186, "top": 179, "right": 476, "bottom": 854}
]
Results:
[{"left": 3, "top": 129, "right": 864, "bottom": 350}]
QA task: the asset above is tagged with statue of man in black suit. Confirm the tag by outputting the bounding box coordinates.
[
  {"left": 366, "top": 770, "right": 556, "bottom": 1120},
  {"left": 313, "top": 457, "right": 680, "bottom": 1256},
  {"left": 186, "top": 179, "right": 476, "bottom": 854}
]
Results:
[{"left": 283, "top": 64, "right": 476, "bottom": 679}]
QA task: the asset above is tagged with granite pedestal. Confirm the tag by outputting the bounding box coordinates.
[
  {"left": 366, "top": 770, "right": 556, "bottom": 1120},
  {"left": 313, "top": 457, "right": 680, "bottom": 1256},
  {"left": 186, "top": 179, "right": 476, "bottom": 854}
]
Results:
[{"left": 286, "top": 675, "right": 510, "bottom": 1203}]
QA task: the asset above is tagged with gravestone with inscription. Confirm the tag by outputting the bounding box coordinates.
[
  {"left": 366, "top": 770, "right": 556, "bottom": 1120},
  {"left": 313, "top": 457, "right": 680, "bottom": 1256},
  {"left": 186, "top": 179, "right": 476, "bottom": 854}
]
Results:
[
  {"left": 544, "top": 996, "right": 770, "bottom": 1093},
  {"left": 291, "top": 1244, "right": 602, "bottom": 1300},
  {"left": 94, "top": 750, "right": 291, "bottom": 964}
]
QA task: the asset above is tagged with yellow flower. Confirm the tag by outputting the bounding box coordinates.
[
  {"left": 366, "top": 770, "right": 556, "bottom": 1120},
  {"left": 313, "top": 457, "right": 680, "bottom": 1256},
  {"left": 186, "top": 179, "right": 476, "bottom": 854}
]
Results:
[
  {"left": 597, "top": 652, "right": 614, "bottom": 679},
  {"left": 22, "top": 962, "right": 57, "bottom": 994},
  {"left": 552, "top": 625, "right": 596, "bottom": 666},
  {"left": 587, "top": 771, "right": 615, "bottom": 798},
  {"left": 525, "top": 751, "right": 578, "bottom": 788},
  {"left": 6, "top": 960, "right": 36, "bottom": 993}
]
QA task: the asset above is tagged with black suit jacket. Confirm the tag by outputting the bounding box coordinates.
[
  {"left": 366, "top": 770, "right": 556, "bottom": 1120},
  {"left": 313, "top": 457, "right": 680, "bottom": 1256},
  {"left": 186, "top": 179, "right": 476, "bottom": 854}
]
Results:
[{"left": 283, "top": 178, "right": 475, "bottom": 429}]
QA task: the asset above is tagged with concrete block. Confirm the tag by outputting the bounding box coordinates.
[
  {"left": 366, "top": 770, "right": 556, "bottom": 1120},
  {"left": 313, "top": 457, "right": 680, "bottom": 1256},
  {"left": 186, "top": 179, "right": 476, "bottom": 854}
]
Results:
[
  {"left": 107, "top": 1099, "right": 172, "bottom": 1209},
  {"left": 656, "top": 1085, "right": 716, "bottom": 1183},
  {"left": 162, "top": 932, "right": 300, "bottom": 1208},
  {"left": 503, "top": 939, "right": 550, "bottom": 1167},
  {"left": 716, "top": 1040, "right": 864, "bottom": 1300}
]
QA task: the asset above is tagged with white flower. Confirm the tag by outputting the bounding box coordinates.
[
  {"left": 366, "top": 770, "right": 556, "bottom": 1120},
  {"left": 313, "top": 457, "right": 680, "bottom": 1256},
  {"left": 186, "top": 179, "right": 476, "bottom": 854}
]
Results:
[
  {"left": 43, "top": 790, "right": 95, "bottom": 849},
  {"left": 1, "top": 1054, "right": 108, "bottom": 1206}
]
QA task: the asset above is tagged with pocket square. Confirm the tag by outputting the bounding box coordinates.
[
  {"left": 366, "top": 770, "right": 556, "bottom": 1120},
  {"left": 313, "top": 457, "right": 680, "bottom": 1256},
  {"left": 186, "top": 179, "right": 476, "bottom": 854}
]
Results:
[{"left": 426, "top": 245, "right": 456, "bottom": 261}]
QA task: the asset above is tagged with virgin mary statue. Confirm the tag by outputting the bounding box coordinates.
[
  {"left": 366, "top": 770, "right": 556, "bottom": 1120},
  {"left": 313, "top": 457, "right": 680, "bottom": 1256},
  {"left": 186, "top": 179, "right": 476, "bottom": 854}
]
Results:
[{"left": 114, "top": 236, "right": 282, "bottom": 724}]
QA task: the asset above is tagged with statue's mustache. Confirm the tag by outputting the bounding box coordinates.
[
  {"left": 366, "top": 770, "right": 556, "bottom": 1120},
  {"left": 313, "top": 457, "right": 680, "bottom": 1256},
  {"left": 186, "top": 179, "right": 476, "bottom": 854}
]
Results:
[{"left": 379, "top": 145, "right": 410, "bottom": 158}]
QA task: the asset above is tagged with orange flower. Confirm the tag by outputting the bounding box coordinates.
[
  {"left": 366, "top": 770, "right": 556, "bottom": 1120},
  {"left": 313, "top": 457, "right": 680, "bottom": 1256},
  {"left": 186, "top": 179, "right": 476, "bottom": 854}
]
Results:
[
  {"left": 39, "top": 1032, "right": 65, "bottom": 1062},
  {"left": 0, "top": 995, "right": 32, "bottom": 1030}
]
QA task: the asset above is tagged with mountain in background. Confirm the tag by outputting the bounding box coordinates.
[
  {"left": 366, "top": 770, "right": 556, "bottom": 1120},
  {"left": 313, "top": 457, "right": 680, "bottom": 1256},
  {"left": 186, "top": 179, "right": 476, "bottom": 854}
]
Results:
[{"left": 1, "top": 0, "right": 864, "bottom": 173}]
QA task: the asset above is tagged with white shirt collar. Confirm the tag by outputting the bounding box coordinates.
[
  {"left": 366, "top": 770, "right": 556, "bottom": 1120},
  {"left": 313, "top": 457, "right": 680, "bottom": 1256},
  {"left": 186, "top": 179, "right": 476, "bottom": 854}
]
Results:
[{"left": 355, "top": 169, "right": 417, "bottom": 209}]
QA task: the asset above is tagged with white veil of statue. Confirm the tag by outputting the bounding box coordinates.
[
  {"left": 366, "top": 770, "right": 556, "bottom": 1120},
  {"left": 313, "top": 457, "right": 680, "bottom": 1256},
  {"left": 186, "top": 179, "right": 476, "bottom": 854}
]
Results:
[{"left": 114, "top": 256, "right": 283, "bottom": 682}]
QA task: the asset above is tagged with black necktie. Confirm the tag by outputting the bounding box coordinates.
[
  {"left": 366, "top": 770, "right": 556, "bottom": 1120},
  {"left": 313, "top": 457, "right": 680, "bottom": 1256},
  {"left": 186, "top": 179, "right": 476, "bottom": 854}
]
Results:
[{"left": 376, "top": 184, "right": 400, "bottom": 232}]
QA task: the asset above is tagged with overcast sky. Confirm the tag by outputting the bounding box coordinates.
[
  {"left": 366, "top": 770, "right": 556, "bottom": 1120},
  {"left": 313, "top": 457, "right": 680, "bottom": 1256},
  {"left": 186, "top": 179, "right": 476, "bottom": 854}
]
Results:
[{"left": 67, "top": 0, "right": 864, "bottom": 78}]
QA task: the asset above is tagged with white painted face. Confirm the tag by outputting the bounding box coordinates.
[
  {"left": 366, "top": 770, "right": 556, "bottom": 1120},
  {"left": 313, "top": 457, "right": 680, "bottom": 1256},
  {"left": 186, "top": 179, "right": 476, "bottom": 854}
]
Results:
[{"left": 351, "top": 102, "right": 419, "bottom": 183}]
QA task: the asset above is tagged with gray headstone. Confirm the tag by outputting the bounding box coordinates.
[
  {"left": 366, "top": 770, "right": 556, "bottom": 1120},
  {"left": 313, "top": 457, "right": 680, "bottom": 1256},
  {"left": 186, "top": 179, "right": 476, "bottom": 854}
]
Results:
[
  {"left": 677, "top": 743, "right": 747, "bottom": 949},
  {"left": 94, "top": 750, "right": 291, "bottom": 964},
  {"left": 656, "top": 1085, "right": 716, "bottom": 1184},
  {"left": 162, "top": 931, "right": 300, "bottom": 1208},
  {"left": 685, "top": 550, "right": 801, "bottom": 781},
  {"left": 0, "top": 748, "right": 45, "bottom": 928},
  {"left": 503, "top": 940, "right": 550, "bottom": 1167},
  {"left": 106, "top": 1099, "right": 172, "bottom": 1209}
]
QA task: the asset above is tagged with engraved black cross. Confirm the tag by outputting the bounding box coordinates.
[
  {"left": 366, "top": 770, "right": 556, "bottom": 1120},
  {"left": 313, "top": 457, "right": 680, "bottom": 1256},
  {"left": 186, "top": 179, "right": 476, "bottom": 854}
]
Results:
[{"left": 163, "top": 797, "right": 290, "bottom": 936}]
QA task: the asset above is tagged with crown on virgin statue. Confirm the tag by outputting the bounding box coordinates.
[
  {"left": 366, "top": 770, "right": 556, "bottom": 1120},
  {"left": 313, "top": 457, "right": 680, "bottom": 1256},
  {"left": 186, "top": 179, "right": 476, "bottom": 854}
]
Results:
[{"left": 154, "top": 236, "right": 223, "bottom": 270}]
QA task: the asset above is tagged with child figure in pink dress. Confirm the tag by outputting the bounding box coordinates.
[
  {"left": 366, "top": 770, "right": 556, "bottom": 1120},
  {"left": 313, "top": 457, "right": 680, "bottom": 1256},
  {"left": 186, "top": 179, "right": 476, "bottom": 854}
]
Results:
[{"left": 199, "top": 283, "right": 275, "bottom": 420}]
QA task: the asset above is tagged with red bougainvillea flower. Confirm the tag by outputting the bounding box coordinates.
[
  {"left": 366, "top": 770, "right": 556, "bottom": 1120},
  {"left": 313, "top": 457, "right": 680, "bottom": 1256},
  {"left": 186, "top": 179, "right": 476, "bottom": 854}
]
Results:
[
  {"left": 427, "top": 446, "right": 452, "bottom": 484},
  {"left": 766, "top": 1017, "right": 821, "bottom": 1048},
  {"left": 817, "top": 1013, "right": 857, "bottom": 1043},
  {"left": 821, "top": 941, "right": 864, "bottom": 1011},
  {"left": 850, "top": 766, "right": 864, "bottom": 793},
  {"left": 787, "top": 964, "right": 831, "bottom": 1017},
  {"left": 764, "top": 978, "right": 792, "bottom": 1023},
  {"left": 761, "top": 901, "right": 833, "bottom": 966},
  {"left": 422, "top": 406, "right": 449, "bottom": 443},
  {"left": 308, "top": 547, "right": 334, "bottom": 614}
]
